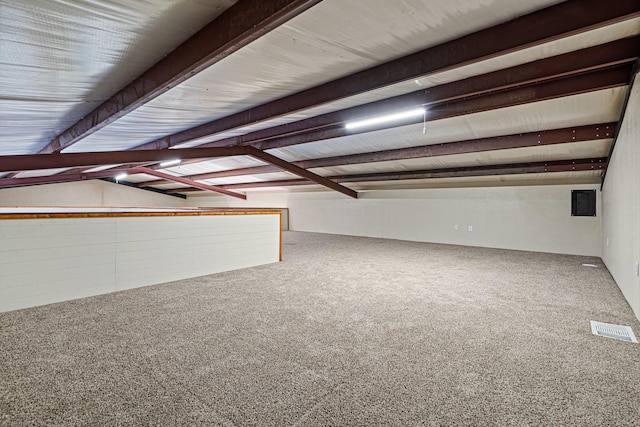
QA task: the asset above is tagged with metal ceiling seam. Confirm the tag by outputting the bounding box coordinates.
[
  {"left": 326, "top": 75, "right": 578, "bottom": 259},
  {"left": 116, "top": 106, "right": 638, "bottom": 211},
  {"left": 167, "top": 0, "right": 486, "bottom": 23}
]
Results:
[
  {"left": 37, "top": 0, "right": 324, "bottom": 154},
  {"left": 130, "top": 0, "right": 640, "bottom": 151}
]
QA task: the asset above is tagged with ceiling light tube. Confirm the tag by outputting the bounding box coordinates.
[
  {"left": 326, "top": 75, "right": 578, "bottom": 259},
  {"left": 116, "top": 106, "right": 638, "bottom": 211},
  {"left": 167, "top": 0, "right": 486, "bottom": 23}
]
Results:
[
  {"left": 345, "top": 107, "right": 425, "bottom": 131},
  {"left": 159, "top": 159, "right": 181, "bottom": 167},
  {"left": 115, "top": 173, "right": 128, "bottom": 181}
]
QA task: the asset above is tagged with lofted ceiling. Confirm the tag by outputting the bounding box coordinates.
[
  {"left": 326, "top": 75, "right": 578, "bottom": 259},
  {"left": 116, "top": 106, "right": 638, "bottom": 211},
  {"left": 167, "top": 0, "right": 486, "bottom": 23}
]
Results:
[{"left": 0, "top": 0, "right": 639, "bottom": 199}]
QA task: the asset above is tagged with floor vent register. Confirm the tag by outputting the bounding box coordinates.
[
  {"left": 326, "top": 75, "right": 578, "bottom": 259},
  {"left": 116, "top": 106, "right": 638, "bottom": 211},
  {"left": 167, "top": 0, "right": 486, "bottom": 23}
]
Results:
[{"left": 590, "top": 321, "right": 638, "bottom": 343}]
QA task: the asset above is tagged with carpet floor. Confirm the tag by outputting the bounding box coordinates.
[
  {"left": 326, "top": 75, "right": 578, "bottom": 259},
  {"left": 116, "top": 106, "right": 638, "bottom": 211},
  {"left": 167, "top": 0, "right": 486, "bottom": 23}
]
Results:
[{"left": 1, "top": 231, "right": 639, "bottom": 426}]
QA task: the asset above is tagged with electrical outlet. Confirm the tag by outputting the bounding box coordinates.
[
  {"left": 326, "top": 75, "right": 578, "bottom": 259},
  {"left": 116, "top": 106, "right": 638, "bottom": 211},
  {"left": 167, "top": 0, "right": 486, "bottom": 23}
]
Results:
[
  {"left": 454, "top": 224, "right": 458, "bottom": 230},
  {"left": 635, "top": 262, "right": 639, "bottom": 277},
  {"left": 468, "top": 225, "right": 473, "bottom": 232},
  {"left": 606, "top": 237, "right": 609, "bottom": 246}
]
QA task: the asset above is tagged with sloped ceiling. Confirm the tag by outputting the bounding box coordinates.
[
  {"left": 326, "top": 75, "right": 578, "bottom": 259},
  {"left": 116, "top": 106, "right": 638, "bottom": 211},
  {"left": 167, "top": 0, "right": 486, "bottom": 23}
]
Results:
[{"left": 0, "top": 0, "right": 639, "bottom": 199}]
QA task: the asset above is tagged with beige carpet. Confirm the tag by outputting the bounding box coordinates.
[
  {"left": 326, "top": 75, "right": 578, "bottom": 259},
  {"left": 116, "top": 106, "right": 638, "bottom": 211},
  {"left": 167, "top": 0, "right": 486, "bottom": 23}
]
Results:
[{"left": 2, "top": 231, "right": 639, "bottom": 426}]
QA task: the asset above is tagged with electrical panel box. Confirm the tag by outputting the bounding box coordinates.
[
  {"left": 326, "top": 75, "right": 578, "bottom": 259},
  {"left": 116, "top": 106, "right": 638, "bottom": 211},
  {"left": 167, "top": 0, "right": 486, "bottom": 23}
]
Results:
[{"left": 571, "top": 190, "right": 596, "bottom": 216}]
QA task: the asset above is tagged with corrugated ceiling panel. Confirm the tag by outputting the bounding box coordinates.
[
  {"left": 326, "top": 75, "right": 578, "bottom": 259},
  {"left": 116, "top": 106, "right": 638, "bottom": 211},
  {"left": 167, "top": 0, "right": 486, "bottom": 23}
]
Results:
[
  {"left": 0, "top": 0, "right": 237, "bottom": 154},
  {"left": 64, "top": 0, "right": 565, "bottom": 153}
]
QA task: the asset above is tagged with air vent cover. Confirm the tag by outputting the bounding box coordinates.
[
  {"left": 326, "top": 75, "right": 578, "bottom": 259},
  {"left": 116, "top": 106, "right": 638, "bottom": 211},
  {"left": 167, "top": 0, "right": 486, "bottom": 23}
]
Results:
[{"left": 590, "top": 321, "right": 638, "bottom": 343}]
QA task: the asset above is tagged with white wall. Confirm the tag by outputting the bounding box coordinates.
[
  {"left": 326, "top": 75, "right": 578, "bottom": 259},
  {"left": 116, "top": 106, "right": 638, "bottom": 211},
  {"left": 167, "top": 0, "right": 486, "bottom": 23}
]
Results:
[
  {"left": 188, "top": 191, "right": 290, "bottom": 230},
  {"left": 188, "top": 191, "right": 289, "bottom": 209},
  {"left": 0, "top": 213, "right": 280, "bottom": 312},
  {"left": 283, "top": 184, "right": 602, "bottom": 257},
  {"left": 602, "top": 73, "right": 640, "bottom": 321},
  {"left": 0, "top": 180, "right": 187, "bottom": 207}
]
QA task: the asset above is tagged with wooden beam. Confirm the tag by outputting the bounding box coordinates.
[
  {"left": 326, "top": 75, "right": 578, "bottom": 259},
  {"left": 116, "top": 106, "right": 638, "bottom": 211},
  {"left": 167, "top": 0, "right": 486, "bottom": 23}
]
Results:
[{"left": 38, "top": 0, "right": 323, "bottom": 154}]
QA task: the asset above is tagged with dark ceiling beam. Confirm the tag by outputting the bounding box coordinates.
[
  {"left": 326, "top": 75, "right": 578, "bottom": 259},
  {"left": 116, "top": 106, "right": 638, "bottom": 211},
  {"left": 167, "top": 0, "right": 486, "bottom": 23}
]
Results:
[
  {"left": 139, "top": 122, "right": 617, "bottom": 185},
  {"left": 333, "top": 158, "right": 608, "bottom": 182},
  {"left": 0, "top": 167, "right": 244, "bottom": 200},
  {"left": 100, "top": 178, "right": 187, "bottom": 200},
  {"left": 167, "top": 188, "right": 213, "bottom": 194},
  {"left": 38, "top": 0, "right": 323, "bottom": 154},
  {"left": 248, "top": 65, "right": 633, "bottom": 151},
  {"left": 0, "top": 146, "right": 248, "bottom": 173},
  {"left": 215, "top": 158, "right": 608, "bottom": 189},
  {"left": 145, "top": 165, "right": 283, "bottom": 185},
  {"left": 132, "top": 0, "right": 640, "bottom": 150},
  {"left": 57, "top": 162, "right": 159, "bottom": 177},
  {"left": 172, "top": 36, "right": 639, "bottom": 151},
  {"left": 129, "top": 167, "right": 246, "bottom": 200},
  {"left": 0, "top": 169, "right": 131, "bottom": 189},
  {"left": 244, "top": 147, "right": 358, "bottom": 198}
]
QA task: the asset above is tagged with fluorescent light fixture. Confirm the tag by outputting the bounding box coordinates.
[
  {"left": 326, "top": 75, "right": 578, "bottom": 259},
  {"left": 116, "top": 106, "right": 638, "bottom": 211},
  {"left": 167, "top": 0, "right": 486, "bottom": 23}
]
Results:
[
  {"left": 345, "top": 107, "right": 425, "bottom": 131},
  {"left": 159, "top": 159, "right": 181, "bottom": 167},
  {"left": 115, "top": 173, "right": 128, "bottom": 181}
]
